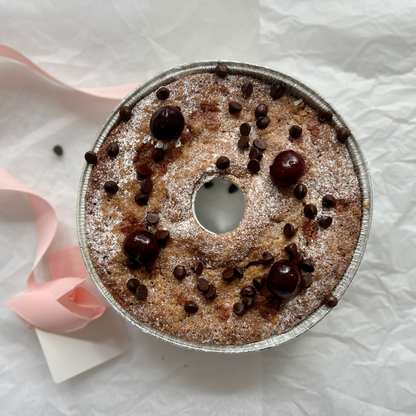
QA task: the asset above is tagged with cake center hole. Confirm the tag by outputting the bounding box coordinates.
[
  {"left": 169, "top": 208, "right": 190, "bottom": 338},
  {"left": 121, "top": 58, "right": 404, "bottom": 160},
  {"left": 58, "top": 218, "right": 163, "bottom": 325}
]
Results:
[{"left": 193, "top": 178, "right": 245, "bottom": 234}]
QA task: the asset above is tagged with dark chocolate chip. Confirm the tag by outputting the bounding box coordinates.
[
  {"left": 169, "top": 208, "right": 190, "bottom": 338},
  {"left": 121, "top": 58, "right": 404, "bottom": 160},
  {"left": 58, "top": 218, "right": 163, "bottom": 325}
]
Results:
[
  {"left": 126, "top": 278, "right": 140, "bottom": 292},
  {"left": 241, "top": 82, "right": 253, "bottom": 98},
  {"left": 292, "top": 252, "right": 303, "bottom": 264},
  {"left": 135, "top": 192, "right": 149, "bottom": 206},
  {"left": 262, "top": 252, "right": 274, "bottom": 265},
  {"left": 300, "top": 258, "right": 315, "bottom": 273},
  {"left": 228, "top": 184, "right": 238, "bottom": 193},
  {"left": 253, "top": 277, "right": 266, "bottom": 290},
  {"left": 197, "top": 278, "right": 209, "bottom": 292},
  {"left": 249, "top": 148, "right": 262, "bottom": 160},
  {"left": 146, "top": 212, "right": 159, "bottom": 224},
  {"left": 152, "top": 148, "right": 165, "bottom": 162},
  {"left": 294, "top": 184, "right": 307, "bottom": 199},
  {"left": 241, "top": 286, "right": 256, "bottom": 297},
  {"left": 256, "top": 116, "right": 270, "bottom": 129},
  {"left": 140, "top": 178, "right": 153, "bottom": 194},
  {"left": 204, "top": 285, "right": 216, "bottom": 299},
  {"left": 155, "top": 230, "right": 169, "bottom": 244},
  {"left": 234, "top": 267, "right": 244, "bottom": 279},
  {"left": 106, "top": 142, "right": 119, "bottom": 157},
  {"left": 322, "top": 194, "right": 336, "bottom": 208},
  {"left": 242, "top": 297, "right": 255, "bottom": 309},
  {"left": 324, "top": 294, "right": 338, "bottom": 307},
  {"left": 255, "top": 104, "right": 268, "bottom": 118},
  {"left": 84, "top": 151, "right": 98, "bottom": 165},
  {"left": 215, "top": 64, "right": 229, "bottom": 78},
  {"left": 289, "top": 125, "right": 302, "bottom": 138},
  {"left": 126, "top": 258, "right": 141, "bottom": 270},
  {"left": 229, "top": 102, "right": 242, "bottom": 114},
  {"left": 283, "top": 223, "right": 295, "bottom": 238},
  {"left": 238, "top": 136, "right": 250, "bottom": 148},
  {"left": 136, "top": 284, "right": 148, "bottom": 300},
  {"left": 222, "top": 268, "right": 235, "bottom": 282},
  {"left": 318, "top": 110, "right": 333, "bottom": 123},
  {"left": 104, "top": 181, "right": 118, "bottom": 194},
  {"left": 216, "top": 156, "right": 230, "bottom": 169},
  {"left": 285, "top": 243, "right": 298, "bottom": 258},
  {"left": 120, "top": 106, "right": 132, "bottom": 121},
  {"left": 184, "top": 300, "right": 198, "bottom": 313},
  {"left": 233, "top": 302, "right": 246, "bottom": 316},
  {"left": 156, "top": 87, "right": 170, "bottom": 100},
  {"left": 195, "top": 261, "right": 204, "bottom": 275},
  {"left": 174, "top": 265, "right": 186, "bottom": 280},
  {"left": 337, "top": 127, "right": 350, "bottom": 143},
  {"left": 271, "top": 85, "right": 284, "bottom": 100},
  {"left": 240, "top": 122, "right": 251, "bottom": 136},
  {"left": 53, "top": 145, "right": 63, "bottom": 156},
  {"left": 318, "top": 217, "right": 333, "bottom": 229},
  {"left": 137, "top": 164, "right": 152, "bottom": 178},
  {"left": 247, "top": 159, "right": 261, "bottom": 173},
  {"left": 204, "top": 181, "right": 213, "bottom": 188},
  {"left": 300, "top": 273, "right": 312, "bottom": 288},
  {"left": 304, "top": 204, "right": 318, "bottom": 219},
  {"left": 253, "top": 138, "right": 267, "bottom": 151}
]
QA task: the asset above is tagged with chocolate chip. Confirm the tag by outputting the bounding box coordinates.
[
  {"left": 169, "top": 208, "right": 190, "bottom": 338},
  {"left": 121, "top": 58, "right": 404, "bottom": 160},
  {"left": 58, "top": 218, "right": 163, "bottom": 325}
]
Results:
[
  {"left": 135, "top": 192, "right": 149, "bottom": 206},
  {"left": 156, "top": 87, "right": 170, "bottom": 100},
  {"left": 105, "top": 142, "right": 118, "bottom": 157},
  {"left": 300, "top": 273, "right": 312, "bottom": 288},
  {"left": 204, "top": 182, "right": 213, "bottom": 188},
  {"left": 242, "top": 297, "right": 255, "bottom": 309},
  {"left": 174, "top": 265, "right": 186, "bottom": 280},
  {"left": 146, "top": 212, "right": 159, "bottom": 224},
  {"left": 229, "top": 102, "right": 242, "bottom": 114},
  {"left": 324, "top": 294, "right": 338, "bottom": 307},
  {"left": 255, "top": 104, "right": 268, "bottom": 118},
  {"left": 322, "top": 194, "right": 336, "bottom": 208},
  {"left": 262, "top": 252, "right": 274, "bottom": 265},
  {"left": 155, "top": 230, "right": 169, "bottom": 244},
  {"left": 126, "top": 278, "right": 140, "bottom": 292},
  {"left": 240, "top": 122, "right": 251, "bottom": 136},
  {"left": 284, "top": 223, "right": 295, "bottom": 238},
  {"left": 152, "top": 148, "right": 165, "bottom": 162},
  {"left": 126, "top": 258, "right": 141, "bottom": 270},
  {"left": 195, "top": 262, "right": 204, "bottom": 275},
  {"left": 285, "top": 243, "right": 298, "bottom": 258},
  {"left": 215, "top": 64, "right": 229, "bottom": 78},
  {"left": 249, "top": 148, "right": 262, "bottom": 160},
  {"left": 256, "top": 116, "right": 270, "bottom": 129},
  {"left": 294, "top": 184, "right": 307, "bottom": 199},
  {"left": 304, "top": 204, "right": 317, "bottom": 219},
  {"left": 241, "top": 82, "right": 253, "bottom": 98},
  {"left": 318, "top": 110, "right": 333, "bottom": 123},
  {"left": 300, "top": 258, "right": 315, "bottom": 272},
  {"left": 234, "top": 267, "right": 244, "bottom": 279},
  {"left": 222, "top": 268, "right": 235, "bottom": 282},
  {"left": 84, "top": 151, "right": 98, "bottom": 165},
  {"left": 104, "top": 181, "right": 118, "bottom": 194},
  {"left": 292, "top": 252, "right": 303, "bottom": 264},
  {"left": 197, "top": 278, "right": 209, "bottom": 292},
  {"left": 228, "top": 184, "right": 238, "bottom": 194},
  {"left": 253, "top": 277, "right": 266, "bottom": 290},
  {"left": 247, "top": 159, "right": 261, "bottom": 173},
  {"left": 136, "top": 284, "right": 148, "bottom": 300},
  {"left": 241, "top": 286, "right": 256, "bottom": 297},
  {"left": 271, "top": 85, "right": 284, "bottom": 100},
  {"left": 184, "top": 300, "right": 198, "bottom": 313},
  {"left": 216, "top": 156, "right": 230, "bottom": 169},
  {"left": 137, "top": 164, "right": 152, "bottom": 178},
  {"left": 238, "top": 136, "right": 249, "bottom": 148},
  {"left": 204, "top": 285, "right": 216, "bottom": 299},
  {"left": 318, "top": 217, "right": 333, "bottom": 229},
  {"left": 253, "top": 138, "right": 267, "bottom": 151},
  {"left": 53, "top": 145, "right": 63, "bottom": 156},
  {"left": 120, "top": 106, "right": 132, "bottom": 121},
  {"left": 289, "top": 125, "right": 302, "bottom": 138},
  {"left": 233, "top": 302, "right": 246, "bottom": 316},
  {"left": 140, "top": 178, "right": 153, "bottom": 194},
  {"left": 337, "top": 127, "right": 350, "bottom": 143}
]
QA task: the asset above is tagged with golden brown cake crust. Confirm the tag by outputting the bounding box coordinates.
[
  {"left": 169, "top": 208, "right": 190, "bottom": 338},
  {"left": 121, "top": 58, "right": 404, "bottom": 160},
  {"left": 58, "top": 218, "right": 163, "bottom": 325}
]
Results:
[{"left": 85, "top": 72, "right": 362, "bottom": 345}]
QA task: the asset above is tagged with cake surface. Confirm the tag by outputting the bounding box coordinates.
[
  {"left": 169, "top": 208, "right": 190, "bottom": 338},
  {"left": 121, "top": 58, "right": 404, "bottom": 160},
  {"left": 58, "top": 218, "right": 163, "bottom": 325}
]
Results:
[{"left": 84, "top": 71, "right": 362, "bottom": 345}]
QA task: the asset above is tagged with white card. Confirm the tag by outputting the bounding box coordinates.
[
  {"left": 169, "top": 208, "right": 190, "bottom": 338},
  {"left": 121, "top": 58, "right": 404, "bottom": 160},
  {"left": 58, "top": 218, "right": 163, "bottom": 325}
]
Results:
[{"left": 35, "top": 308, "right": 131, "bottom": 383}]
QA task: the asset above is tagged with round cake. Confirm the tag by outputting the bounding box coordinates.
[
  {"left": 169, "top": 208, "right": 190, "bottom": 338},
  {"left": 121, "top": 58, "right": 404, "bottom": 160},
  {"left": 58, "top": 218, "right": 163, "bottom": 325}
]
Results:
[{"left": 83, "top": 64, "right": 362, "bottom": 345}]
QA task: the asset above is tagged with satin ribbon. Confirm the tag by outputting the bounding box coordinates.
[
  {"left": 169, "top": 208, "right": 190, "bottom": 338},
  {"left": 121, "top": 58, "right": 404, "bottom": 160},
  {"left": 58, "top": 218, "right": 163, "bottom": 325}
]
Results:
[{"left": 2, "top": 167, "right": 106, "bottom": 332}]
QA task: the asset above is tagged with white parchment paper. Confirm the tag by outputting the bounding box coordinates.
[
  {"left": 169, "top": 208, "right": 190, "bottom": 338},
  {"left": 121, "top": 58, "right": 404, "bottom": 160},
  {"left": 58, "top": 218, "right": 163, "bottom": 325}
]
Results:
[{"left": 1, "top": 0, "right": 415, "bottom": 414}]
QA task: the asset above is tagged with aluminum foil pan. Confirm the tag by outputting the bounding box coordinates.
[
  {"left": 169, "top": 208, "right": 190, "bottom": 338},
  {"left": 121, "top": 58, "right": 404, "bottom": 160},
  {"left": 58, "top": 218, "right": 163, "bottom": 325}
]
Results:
[{"left": 77, "top": 61, "right": 373, "bottom": 354}]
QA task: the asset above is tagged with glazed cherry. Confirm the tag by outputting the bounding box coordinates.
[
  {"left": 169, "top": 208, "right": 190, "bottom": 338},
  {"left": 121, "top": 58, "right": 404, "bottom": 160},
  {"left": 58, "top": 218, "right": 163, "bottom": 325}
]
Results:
[
  {"left": 270, "top": 150, "right": 305, "bottom": 187},
  {"left": 267, "top": 260, "right": 301, "bottom": 299},
  {"left": 150, "top": 105, "right": 185, "bottom": 141},
  {"left": 122, "top": 230, "right": 159, "bottom": 264}
]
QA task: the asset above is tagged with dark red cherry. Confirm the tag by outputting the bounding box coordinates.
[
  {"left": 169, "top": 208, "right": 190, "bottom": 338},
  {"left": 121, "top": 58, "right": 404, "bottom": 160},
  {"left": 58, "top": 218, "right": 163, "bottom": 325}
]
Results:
[
  {"left": 150, "top": 105, "right": 185, "bottom": 141},
  {"left": 267, "top": 260, "right": 301, "bottom": 299},
  {"left": 122, "top": 230, "right": 159, "bottom": 264},
  {"left": 270, "top": 150, "right": 305, "bottom": 187}
]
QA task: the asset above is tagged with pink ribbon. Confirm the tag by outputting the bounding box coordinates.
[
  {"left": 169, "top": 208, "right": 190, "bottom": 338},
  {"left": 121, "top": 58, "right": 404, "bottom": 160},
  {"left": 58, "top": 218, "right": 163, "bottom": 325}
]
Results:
[{"left": 2, "top": 167, "right": 106, "bottom": 332}]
